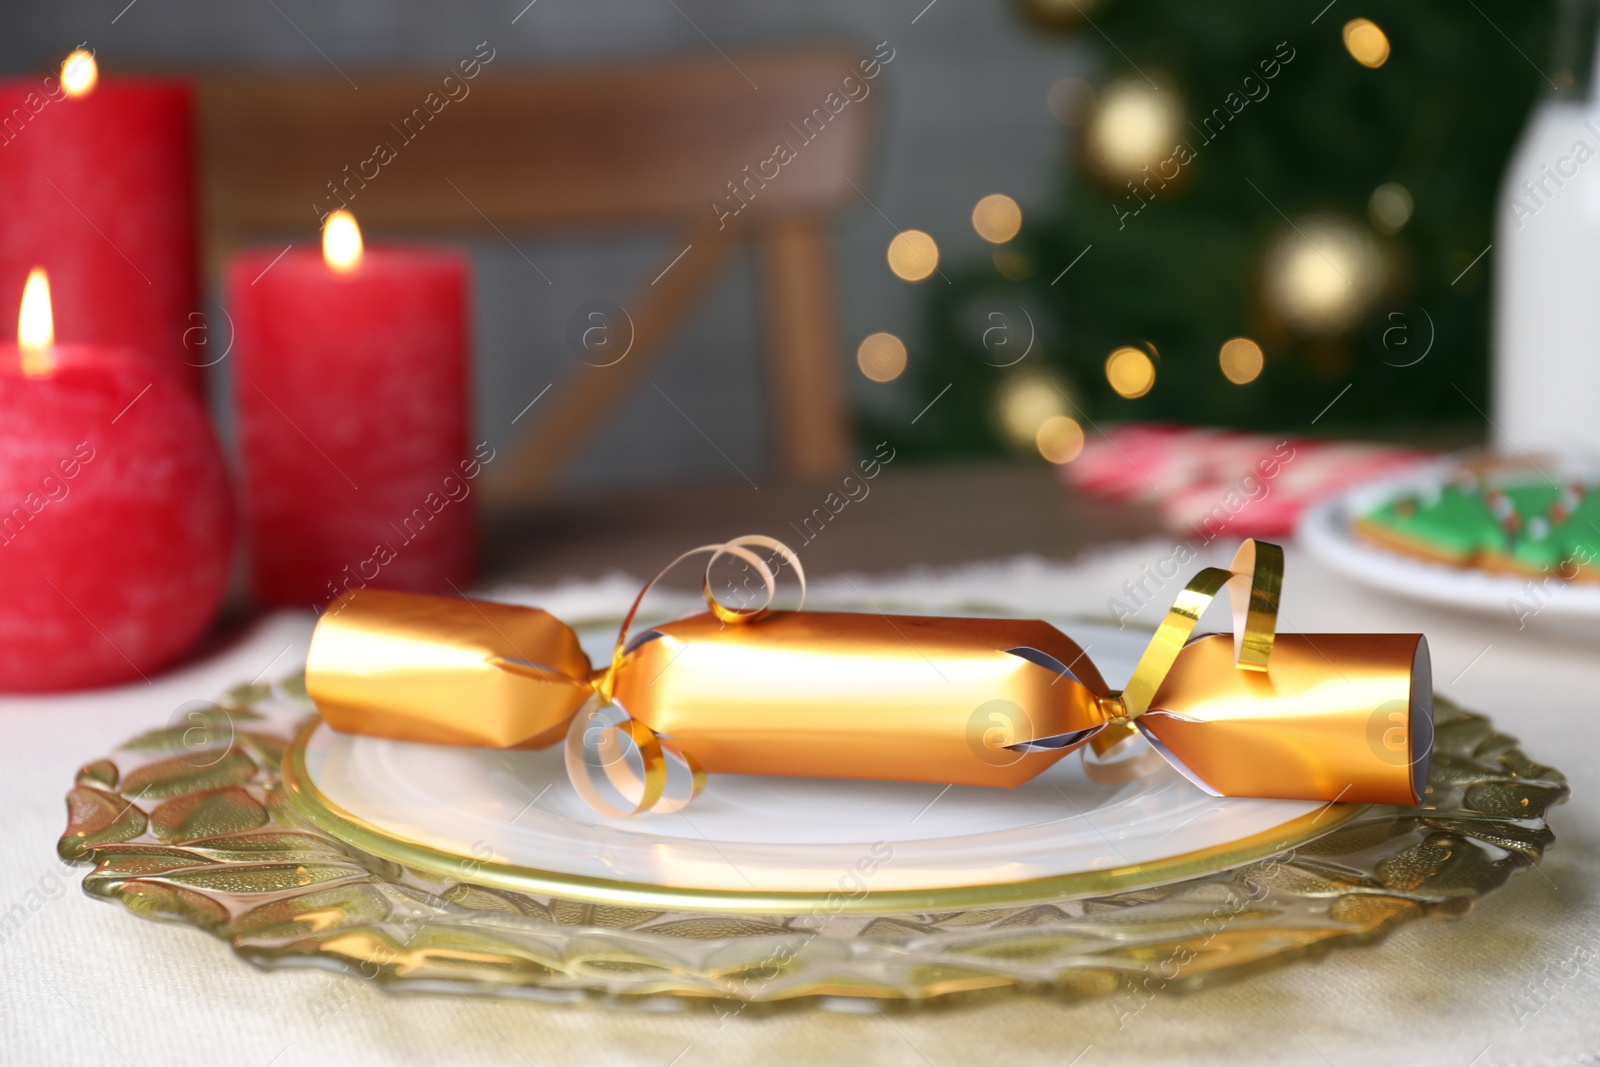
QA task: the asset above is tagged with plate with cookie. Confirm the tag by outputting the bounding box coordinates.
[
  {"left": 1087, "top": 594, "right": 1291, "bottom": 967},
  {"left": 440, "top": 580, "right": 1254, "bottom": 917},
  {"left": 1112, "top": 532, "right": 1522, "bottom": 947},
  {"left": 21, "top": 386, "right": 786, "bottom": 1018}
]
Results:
[{"left": 1296, "top": 453, "right": 1600, "bottom": 620}]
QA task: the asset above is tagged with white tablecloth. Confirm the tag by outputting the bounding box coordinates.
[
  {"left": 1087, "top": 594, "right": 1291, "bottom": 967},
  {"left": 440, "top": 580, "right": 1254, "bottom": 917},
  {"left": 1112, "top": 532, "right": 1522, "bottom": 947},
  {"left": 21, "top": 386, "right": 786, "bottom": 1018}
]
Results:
[{"left": 4, "top": 541, "right": 1597, "bottom": 1066}]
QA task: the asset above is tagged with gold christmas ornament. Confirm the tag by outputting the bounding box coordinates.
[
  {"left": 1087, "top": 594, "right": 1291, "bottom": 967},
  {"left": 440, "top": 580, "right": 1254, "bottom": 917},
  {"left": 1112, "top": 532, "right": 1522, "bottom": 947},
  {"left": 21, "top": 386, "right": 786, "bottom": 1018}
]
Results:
[
  {"left": 1083, "top": 80, "right": 1183, "bottom": 183},
  {"left": 1260, "top": 215, "right": 1390, "bottom": 336}
]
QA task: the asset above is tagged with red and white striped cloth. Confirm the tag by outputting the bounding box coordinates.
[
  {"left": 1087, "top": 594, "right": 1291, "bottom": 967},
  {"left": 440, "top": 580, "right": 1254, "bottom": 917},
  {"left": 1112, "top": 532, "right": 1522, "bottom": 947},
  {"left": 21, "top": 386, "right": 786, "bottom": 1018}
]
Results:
[{"left": 1064, "top": 424, "right": 1431, "bottom": 538}]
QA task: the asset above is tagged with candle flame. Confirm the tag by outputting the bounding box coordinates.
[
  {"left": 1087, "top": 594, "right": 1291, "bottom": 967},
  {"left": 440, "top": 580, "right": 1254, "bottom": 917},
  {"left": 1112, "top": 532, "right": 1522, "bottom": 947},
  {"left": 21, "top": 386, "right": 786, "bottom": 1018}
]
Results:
[
  {"left": 61, "top": 50, "right": 98, "bottom": 99},
  {"left": 18, "top": 268, "right": 55, "bottom": 377},
  {"left": 323, "top": 210, "right": 363, "bottom": 273}
]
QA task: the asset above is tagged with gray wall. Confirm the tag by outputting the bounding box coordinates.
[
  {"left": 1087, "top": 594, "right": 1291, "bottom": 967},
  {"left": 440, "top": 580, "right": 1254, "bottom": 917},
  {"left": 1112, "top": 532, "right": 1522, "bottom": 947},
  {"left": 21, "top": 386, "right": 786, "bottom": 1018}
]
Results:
[{"left": 5, "top": 1, "right": 1089, "bottom": 492}]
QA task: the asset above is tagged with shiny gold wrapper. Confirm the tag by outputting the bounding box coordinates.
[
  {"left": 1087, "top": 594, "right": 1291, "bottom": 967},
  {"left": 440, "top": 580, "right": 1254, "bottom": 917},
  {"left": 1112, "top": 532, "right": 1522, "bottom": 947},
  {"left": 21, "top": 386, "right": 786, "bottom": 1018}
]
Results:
[
  {"left": 305, "top": 537, "right": 1433, "bottom": 816},
  {"left": 614, "top": 611, "right": 1109, "bottom": 789},
  {"left": 307, "top": 593, "right": 590, "bottom": 751}
]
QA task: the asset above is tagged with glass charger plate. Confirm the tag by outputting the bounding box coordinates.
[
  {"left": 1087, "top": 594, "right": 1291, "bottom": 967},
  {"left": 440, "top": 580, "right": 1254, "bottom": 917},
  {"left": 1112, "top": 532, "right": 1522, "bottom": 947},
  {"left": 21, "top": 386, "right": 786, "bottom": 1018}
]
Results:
[{"left": 58, "top": 619, "right": 1568, "bottom": 1008}]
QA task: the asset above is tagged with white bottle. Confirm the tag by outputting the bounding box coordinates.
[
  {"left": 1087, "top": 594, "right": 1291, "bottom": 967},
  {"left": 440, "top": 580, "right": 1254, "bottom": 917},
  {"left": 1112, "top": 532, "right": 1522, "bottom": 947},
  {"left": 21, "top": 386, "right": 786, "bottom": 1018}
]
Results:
[{"left": 1493, "top": 2, "right": 1600, "bottom": 459}]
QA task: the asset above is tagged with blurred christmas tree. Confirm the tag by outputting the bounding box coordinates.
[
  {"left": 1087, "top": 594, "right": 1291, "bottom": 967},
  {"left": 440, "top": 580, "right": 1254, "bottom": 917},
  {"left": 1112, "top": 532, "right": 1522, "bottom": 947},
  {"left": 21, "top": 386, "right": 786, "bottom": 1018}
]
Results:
[{"left": 896, "top": 0, "right": 1555, "bottom": 458}]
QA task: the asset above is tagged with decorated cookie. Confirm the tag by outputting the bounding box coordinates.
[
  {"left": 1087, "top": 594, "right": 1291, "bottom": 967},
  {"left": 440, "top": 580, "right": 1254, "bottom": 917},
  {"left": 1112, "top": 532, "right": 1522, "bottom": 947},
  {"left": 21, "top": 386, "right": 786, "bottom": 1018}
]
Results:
[{"left": 1357, "top": 475, "right": 1600, "bottom": 580}]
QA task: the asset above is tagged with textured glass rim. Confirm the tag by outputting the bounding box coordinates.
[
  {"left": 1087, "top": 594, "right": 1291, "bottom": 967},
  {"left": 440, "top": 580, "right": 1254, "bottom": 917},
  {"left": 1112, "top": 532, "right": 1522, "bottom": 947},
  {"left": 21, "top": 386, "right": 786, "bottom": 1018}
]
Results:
[
  {"left": 60, "top": 685, "right": 1567, "bottom": 1007},
  {"left": 282, "top": 717, "right": 1364, "bottom": 915}
]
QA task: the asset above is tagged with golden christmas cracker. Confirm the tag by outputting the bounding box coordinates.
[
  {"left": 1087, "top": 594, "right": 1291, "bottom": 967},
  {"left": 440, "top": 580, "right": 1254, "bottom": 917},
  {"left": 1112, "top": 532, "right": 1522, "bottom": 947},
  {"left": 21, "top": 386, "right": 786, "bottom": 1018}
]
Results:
[{"left": 306, "top": 537, "right": 1432, "bottom": 817}]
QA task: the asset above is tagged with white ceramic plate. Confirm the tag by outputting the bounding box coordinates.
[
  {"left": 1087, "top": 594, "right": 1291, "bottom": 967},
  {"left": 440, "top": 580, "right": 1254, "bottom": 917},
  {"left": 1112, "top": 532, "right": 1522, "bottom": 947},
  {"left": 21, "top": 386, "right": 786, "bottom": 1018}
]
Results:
[
  {"left": 1296, "top": 460, "right": 1600, "bottom": 620},
  {"left": 294, "top": 619, "right": 1345, "bottom": 906}
]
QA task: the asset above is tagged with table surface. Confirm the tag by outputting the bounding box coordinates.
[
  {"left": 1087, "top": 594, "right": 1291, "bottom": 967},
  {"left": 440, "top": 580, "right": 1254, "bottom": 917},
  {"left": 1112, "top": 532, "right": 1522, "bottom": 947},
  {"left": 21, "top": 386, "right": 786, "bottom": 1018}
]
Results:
[
  {"left": 6, "top": 463, "right": 1597, "bottom": 1067},
  {"left": 481, "top": 460, "right": 1165, "bottom": 585}
]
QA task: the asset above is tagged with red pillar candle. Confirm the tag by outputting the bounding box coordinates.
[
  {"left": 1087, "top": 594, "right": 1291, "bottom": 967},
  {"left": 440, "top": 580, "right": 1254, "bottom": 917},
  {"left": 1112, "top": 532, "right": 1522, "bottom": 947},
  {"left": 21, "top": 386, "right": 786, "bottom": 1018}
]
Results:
[
  {"left": 0, "top": 270, "right": 234, "bottom": 691},
  {"left": 228, "top": 212, "right": 475, "bottom": 608},
  {"left": 0, "top": 51, "right": 199, "bottom": 387}
]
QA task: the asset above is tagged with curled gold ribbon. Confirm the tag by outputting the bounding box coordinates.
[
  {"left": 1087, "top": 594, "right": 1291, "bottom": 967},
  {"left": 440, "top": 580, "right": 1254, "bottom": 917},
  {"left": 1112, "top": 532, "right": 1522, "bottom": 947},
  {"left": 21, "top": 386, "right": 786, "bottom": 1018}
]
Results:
[
  {"left": 1120, "top": 539, "right": 1282, "bottom": 719},
  {"left": 576, "top": 535, "right": 805, "bottom": 816},
  {"left": 597, "top": 535, "right": 806, "bottom": 700},
  {"left": 1089, "top": 540, "right": 1283, "bottom": 764}
]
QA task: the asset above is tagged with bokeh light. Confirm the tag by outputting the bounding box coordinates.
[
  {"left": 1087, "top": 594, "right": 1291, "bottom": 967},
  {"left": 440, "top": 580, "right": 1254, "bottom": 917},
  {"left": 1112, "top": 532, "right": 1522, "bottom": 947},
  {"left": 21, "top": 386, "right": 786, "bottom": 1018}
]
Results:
[
  {"left": 1084, "top": 81, "right": 1181, "bottom": 180},
  {"left": 1218, "top": 336, "right": 1265, "bottom": 384},
  {"left": 992, "top": 248, "right": 1034, "bottom": 280},
  {"left": 996, "top": 372, "right": 1070, "bottom": 450},
  {"left": 1036, "top": 415, "right": 1085, "bottom": 464},
  {"left": 1105, "top": 345, "right": 1156, "bottom": 399},
  {"left": 1343, "top": 18, "right": 1391, "bottom": 68},
  {"left": 856, "top": 332, "right": 908, "bottom": 382},
  {"left": 972, "top": 194, "right": 1023, "bottom": 244},
  {"left": 1260, "top": 215, "right": 1387, "bottom": 335},
  {"left": 887, "top": 230, "right": 940, "bottom": 282},
  {"left": 1368, "top": 182, "right": 1413, "bottom": 235}
]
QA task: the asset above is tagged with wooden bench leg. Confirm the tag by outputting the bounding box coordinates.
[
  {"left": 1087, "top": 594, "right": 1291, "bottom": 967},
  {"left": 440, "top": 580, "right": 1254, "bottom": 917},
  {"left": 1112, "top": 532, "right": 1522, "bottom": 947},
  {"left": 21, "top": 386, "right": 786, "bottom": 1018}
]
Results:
[{"left": 762, "top": 213, "right": 850, "bottom": 481}]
